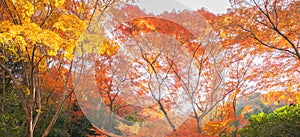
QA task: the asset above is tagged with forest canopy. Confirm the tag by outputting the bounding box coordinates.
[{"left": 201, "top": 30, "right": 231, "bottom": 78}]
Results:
[{"left": 0, "top": 0, "right": 299, "bottom": 136}]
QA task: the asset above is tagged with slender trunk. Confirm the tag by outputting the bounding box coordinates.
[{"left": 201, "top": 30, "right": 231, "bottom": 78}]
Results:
[
  {"left": 1, "top": 44, "right": 7, "bottom": 113},
  {"left": 197, "top": 116, "right": 203, "bottom": 134},
  {"left": 63, "top": 98, "right": 71, "bottom": 132},
  {"left": 196, "top": 118, "right": 201, "bottom": 134},
  {"left": 158, "top": 101, "right": 176, "bottom": 131},
  {"left": 42, "top": 91, "right": 74, "bottom": 137},
  {"left": 33, "top": 87, "right": 42, "bottom": 130},
  {"left": 233, "top": 98, "right": 238, "bottom": 137},
  {"left": 42, "top": 56, "right": 80, "bottom": 137},
  {"left": 1, "top": 69, "right": 5, "bottom": 113},
  {"left": 0, "top": 63, "right": 30, "bottom": 136},
  {"left": 26, "top": 46, "right": 37, "bottom": 137},
  {"left": 26, "top": 116, "right": 33, "bottom": 137}
]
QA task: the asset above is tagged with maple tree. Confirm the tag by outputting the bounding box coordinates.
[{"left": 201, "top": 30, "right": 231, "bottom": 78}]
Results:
[
  {"left": 205, "top": 0, "right": 300, "bottom": 136},
  {"left": 114, "top": 19, "right": 190, "bottom": 134},
  {"left": 210, "top": 0, "right": 300, "bottom": 93},
  {"left": 90, "top": 2, "right": 299, "bottom": 136},
  {"left": 0, "top": 0, "right": 299, "bottom": 136},
  {"left": 106, "top": 5, "right": 244, "bottom": 136}
]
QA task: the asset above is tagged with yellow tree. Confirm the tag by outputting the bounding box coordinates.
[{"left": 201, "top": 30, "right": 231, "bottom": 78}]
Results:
[{"left": 0, "top": 0, "right": 123, "bottom": 136}]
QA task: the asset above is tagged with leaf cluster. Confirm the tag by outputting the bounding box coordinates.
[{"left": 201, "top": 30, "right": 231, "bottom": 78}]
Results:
[{"left": 238, "top": 104, "right": 300, "bottom": 137}]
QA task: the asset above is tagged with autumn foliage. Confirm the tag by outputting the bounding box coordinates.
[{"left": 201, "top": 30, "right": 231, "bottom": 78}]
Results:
[{"left": 0, "top": 0, "right": 299, "bottom": 137}]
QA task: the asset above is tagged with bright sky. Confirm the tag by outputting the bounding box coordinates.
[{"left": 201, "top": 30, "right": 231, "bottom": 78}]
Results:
[
  {"left": 176, "top": 0, "right": 231, "bottom": 14},
  {"left": 135, "top": 0, "right": 231, "bottom": 14}
]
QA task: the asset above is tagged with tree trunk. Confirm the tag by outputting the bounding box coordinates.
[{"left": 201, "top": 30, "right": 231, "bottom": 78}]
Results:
[
  {"left": 197, "top": 118, "right": 202, "bottom": 134},
  {"left": 26, "top": 116, "right": 33, "bottom": 137},
  {"left": 158, "top": 101, "right": 176, "bottom": 131},
  {"left": 233, "top": 98, "right": 238, "bottom": 137},
  {"left": 1, "top": 69, "right": 5, "bottom": 113}
]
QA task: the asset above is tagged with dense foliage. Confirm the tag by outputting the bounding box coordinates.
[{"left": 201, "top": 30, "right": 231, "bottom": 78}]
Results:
[
  {"left": 0, "top": 0, "right": 299, "bottom": 136},
  {"left": 238, "top": 104, "right": 300, "bottom": 137}
]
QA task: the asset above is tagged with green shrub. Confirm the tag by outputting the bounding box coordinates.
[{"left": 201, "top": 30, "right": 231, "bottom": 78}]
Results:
[{"left": 238, "top": 104, "right": 300, "bottom": 137}]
